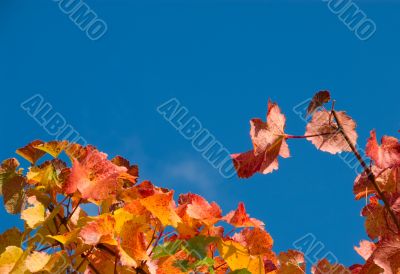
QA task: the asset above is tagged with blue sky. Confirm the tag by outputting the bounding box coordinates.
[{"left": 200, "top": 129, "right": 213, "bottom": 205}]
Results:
[{"left": 1, "top": 0, "right": 400, "bottom": 268}]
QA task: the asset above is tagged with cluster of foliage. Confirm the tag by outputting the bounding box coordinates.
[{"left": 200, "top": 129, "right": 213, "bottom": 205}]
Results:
[
  {"left": 0, "top": 140, "right": 300, "bottom": 273},
  {"left": 232, "top": 91, "right": 400, "bottom": 273},
  {"left": 0, "top": 91, "right": 399, "bottom": 273}
]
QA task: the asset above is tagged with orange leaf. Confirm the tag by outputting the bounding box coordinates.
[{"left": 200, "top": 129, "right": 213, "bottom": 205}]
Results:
[
  {"left": 140, "top": 191, "right": 181, "bottom": 228},
  {"left": 223, "top": 202, "right": 264, "bottom": 228},
  {"left": 16, "top": 140, "right": 46, "bottom": 164},
  {"left": 79, "top": 215, "right": 117, "bottom": 246},
  {"left": 64, "top": 147, "right": 127, "bottom": 200}
]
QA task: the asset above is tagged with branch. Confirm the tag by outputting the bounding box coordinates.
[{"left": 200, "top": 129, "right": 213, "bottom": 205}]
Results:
[
  {"left": 285, "top": 132, "right": 336, "bottom": 139},
  {"left": 331, "top": 110, "right": 400, "bottom": 232},
  {"left": 63, "top": 198, "right": 82, "bottom": 226}
]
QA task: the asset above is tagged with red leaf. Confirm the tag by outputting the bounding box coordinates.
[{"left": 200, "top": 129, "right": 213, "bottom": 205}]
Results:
[
  {"left": 366, "top": 130, "right": 400, "bottom": 169},
  {"left": 223, "top": 202, "right": 264, "bottom": 228},
  {"left": 232, "top": 100, "right": 290, "bottom": 178},
  {"left": 307, "top": 90, "right": 331, "bottom": 115},
  {"left": 64, "top": 147, "right": 127, "bottom": 200}
]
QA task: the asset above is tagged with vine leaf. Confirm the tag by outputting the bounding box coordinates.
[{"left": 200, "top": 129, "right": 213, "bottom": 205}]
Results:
[
  {"left": 64, "top": 147, "right": 127, "bottom": 200},
  {"left": 366, "top": 130, "right": 400, "bottom": 169},
  {"left": 305, "top": 110, "right": 357, "bottom": 154},
  {"left": 232, "top": 100, "right": 290, "bottom": 178},
  {"left": 223, "top": 202, "right": 264, "bottom": 228},
  {"left": 16, "top": 140, "right": 46, "bottom": 165},
  {"left": 307, "top": 90, "right": 331, "bottom": 115}
]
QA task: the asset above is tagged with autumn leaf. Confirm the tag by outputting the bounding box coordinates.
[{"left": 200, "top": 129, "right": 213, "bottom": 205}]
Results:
[
  {"left": 25, "top": 251, "right": 52, "bottom": 272},
  {"left": 278, "top": 250, "right": 305, "bottom": 274},
  {"left": 0, "top": 227, "right": 22, "bottom": 254},
  {"left": 0, "top": 246, "right": 24, "bottom": 273},
  {"left": 40, "top": 251, "right": 69, "bottom": 273},
  {"left": 311, "top": 259, "right": 350, "bottom": 274},
  {"left": 362, "top": 197, "right": 394, "bottom": 240},
  {"left": 232, "top": 100, "right": 290, "bottom": 178},
  {"left": 79, "top": 215, "right": 117, "bottom": 246},
  {"left": 364, "top": 235, "right": 400, "bottom": 274},
  {"left": 111, "top": 155, "right": 139, "bottom": 185},
  {"left": 156, "top": 250, "right": 188, "bottom": 274},
  {"left": 27, "top": 159, "right": 67, "bottom": 192},
  {"left": 21, "top": 195, "right": 46, "bottom": 228},
  {"left": 118, "top": 221, "right": 149, "bottom": 267},
  {"left": 140, "top": 190, "right": 181, "bottom": 227},
  {"left": 65, "top": 143, "right": 89, "bottom": 161},
  {"left": 217, "top": 239, "right": 267, "bottom": 274},
  {"left": 353, "top": 166, "right": 394, "bottom": 200},
  {"left": 34, "top": 140, "right": 69, "bottom": 158},
  {"left": 48, "top": 230, "right": 80, "bottom": 246},
  {"left": 64, "top": 147, "right": 127, "bottom": 200},
  {"left": 113, "top": 200, "right": 149, "bottom": 233},
  {"left": 366, "top": 130, "right": 400, "bottom": 169},
  {"left": 0, "top": 158, "right": 26, "bottom": 214},
  {"left": 305, "top": 110, "right": 357, "bottom": 154},
  {"left": 86, "top": 248, "right": 119, "bottom": 274},
  {"left": 307, "top": 90, "right": 331, "bottom": 115},
  {"left": 177, "top": 193, "right": 222, "bottom": 226},
  {"left": 16, "top": 140, "right": 46, "bottom": 165},
  {"left": 233, "top": 227, "right": 274, "bottom": 256},
  {"left": 223, "top": 202, "right": 264, "bottom": 228},
  {"left": 354, "top": 240, "right": 376, "bottom": 261}
]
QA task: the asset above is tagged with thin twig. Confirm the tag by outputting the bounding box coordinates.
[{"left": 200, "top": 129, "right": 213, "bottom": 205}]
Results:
[
  {"left": 148, "top": 228, "right": 164, "bottom": 257},
  {"left": 331, "top": 110, "right": 400, "bottom": 232},
  {"left": 285, "top": 132, "right": 336, "bottom": 139},
  {"left": 63, "top": 198, "right": 82, "bottom": 225}
]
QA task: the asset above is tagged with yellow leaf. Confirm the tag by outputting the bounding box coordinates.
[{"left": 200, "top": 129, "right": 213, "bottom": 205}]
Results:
[
  {"left": 47, "top": 230, "right": 79, "bottom": 245},
  {"left": 0, "top": 246, "right": 23, "bottom": 273},
  {"left": 42, "top": 251, "right": 69, "bottom": 273},
  {"left": 25, "top": 251, "right": 51, "bottom": 272},
  {"left": 34, "top": 141, "right": 69, "bottom": 158},
  {"left": 26, "top": 159, "right": 66, "bottom": 190},
  {"left": 21, "top": 196, "right": 46, "bottom": 229},
  {"left": 218, "top": 239, "right": 265, "bottom": 274},
  {"left": 113, "top": 201, "right": 148, "bottom": 233}
]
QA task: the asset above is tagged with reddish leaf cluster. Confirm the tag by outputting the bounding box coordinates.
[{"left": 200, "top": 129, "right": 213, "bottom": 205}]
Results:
[
  {"left": 1, "top": 90, "right": 399, "bottom": 273},
  {"left": 233, "top": 90, "right": 400, "bottom": 273}
]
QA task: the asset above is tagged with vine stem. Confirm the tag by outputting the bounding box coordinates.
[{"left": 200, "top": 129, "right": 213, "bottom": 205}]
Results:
[
  {"left": 285, "top": 132, "right": 335, "bottom": 139},
  {"left": 331, "top": 110, "right": 400, "bottom": 232}
]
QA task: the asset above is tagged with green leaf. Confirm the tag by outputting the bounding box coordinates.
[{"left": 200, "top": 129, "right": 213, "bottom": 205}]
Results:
[
  {"left": 152, "top": 240, "right": 183, "bottom": 259},
  {"left": 184, "top": 236, "right": 217, "bottom": 259}
]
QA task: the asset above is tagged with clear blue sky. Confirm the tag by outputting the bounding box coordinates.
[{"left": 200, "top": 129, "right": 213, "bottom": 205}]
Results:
[{"left": 1, "top": 0, "right": 400, "bottom": 268}]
